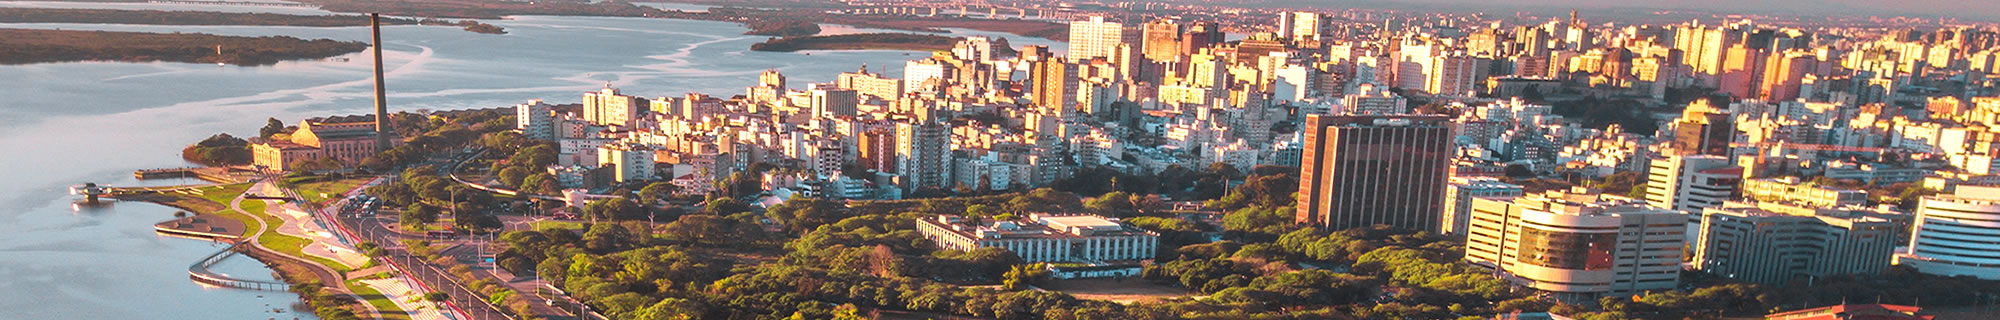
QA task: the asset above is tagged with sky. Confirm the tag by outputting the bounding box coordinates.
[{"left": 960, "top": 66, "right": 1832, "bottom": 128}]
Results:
[{"left": 1282, "top": 0, "right": 2000, "bottom": 21}]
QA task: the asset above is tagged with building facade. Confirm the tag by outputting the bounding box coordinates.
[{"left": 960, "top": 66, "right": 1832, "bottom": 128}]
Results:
[
  {"left": 1694, "top": 201, "right": 1899, "bottom": 285},
  {"left": 1296, "top": 114, "right": 1452, "bottom": 232},
  {"left": 1895, "top": 185, "right": 2000, "bottom": 280},
  {"left": 916, "top": 214, "right": 1158, "bottom": 263},
  {"left": 1442, "top": 177, "right": 1524, "bottom": 236},
  {"left": 1463, "top": 191, "right": 1684, "bottom": 302}
]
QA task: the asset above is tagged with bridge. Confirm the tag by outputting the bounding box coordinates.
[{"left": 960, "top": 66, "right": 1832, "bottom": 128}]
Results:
[{"left": 188, "top": 241, "right": 290, "bottom": 291}]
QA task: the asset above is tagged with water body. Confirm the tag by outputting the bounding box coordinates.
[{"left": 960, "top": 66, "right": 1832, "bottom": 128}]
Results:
[{"left": 0, "top": 3, "right": 1061, "bottom": 318}]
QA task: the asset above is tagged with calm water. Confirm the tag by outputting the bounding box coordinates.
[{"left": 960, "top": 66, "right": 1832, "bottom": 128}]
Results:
[{"left": 0, "top": 3, "right": 1061, "bottom": 318}]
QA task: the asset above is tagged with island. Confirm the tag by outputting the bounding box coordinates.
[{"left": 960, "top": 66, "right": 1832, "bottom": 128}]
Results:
[
  {"left": 0, "top": 28, "right": 368, "bottom": 66},
  {"left": 743, "top": 19, "right": 820, "bottom": 37},
  {"left": 0, "top": 8, "right": 507, "bottom": 34},
  {"left": 749, "top": 33, "right": 959, "bottom": 52}
]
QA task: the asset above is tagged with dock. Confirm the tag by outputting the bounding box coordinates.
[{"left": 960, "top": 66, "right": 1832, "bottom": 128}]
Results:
[
  {"left": 133, "top": 167, "right": 250, "bottom": 184},
  {"left": 154, "top": 214, "right": 246, "bottom": 240}
]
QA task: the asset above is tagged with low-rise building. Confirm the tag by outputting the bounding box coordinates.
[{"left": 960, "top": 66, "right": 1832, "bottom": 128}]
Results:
[
  {"left": 1693, "top": 201, "right": 1900, "bottom": 285},
  {"left": 917, "top": 213, "right": 1158, "bottom": 264}
]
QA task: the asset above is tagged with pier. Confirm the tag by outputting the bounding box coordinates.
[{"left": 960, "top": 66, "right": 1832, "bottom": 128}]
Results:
[
  {"left": 155, "top": 214, "right": 247, "bottom": 240},
  {"left": 188, "top": 241, "right": 290, "bottom": 291},
  {"left": 133, "top": 167, "right": 249, "bottom": 184}
]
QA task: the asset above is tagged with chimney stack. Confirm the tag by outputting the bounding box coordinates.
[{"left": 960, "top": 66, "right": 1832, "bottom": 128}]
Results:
[{"left": 370, "top": 13, "right": 391, "bottom": 148}]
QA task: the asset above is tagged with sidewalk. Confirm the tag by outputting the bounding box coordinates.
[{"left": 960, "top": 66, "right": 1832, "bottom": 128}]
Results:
[
  {"left": 360, "top": 277, "right": 458, "bottom": 320},
  {"left": 255, "top": 183, "right": 369, "bottom": 269}
]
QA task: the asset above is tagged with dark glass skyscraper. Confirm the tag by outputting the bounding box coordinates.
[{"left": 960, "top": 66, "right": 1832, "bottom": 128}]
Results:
[{"left": 1296, "top": 114, "right": 1452, "bottom": 232}]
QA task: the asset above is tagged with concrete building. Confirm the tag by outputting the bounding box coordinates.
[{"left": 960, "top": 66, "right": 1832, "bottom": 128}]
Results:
[
  {"left": 1067, "top": 16, "right": 1133, "bottom": 60},
  {"left": 808, "top": 85, "right": 858, "bottom": 118},
  {"left": 1297, "top": 114, "right": 1452, "bottom": 232},
  {"left": 516, "top": 99, "right": 556, "bottom": 140},
  {"left": 917, "top": 213, "right": 1158, "bottom": 263},
  {"left": 1337, "top": 84, "right": 1408, "bottom": 115},
  {"left": 1442, "top": 177, "right": 1524, "bottom": 236},
  {"left": 1463, "top": 191, "right": 1684, "bottom": 302},
  {"left": 583, "top": 86, "right": 643, "bottom": 127},
  {"left": 895, "top": 121, "right": 951, "bottom": 192},
  {"left": 1645, "top": 154, "right": 1740, "bottom": 213},
  {"left": 1740, "top": 177, "right": 1868, "bottom": 207},
  {"left": 597, "top": 142, "right": 655, "bottom": 183},
  {"left": 1694, "top": 201, "right": 1900, "bottom": 285},
  {"left": 1896, "top": 185, "right": 2000, "bottom": 280}
]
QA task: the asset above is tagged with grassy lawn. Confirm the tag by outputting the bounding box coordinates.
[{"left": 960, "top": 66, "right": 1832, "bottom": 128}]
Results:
[
  {"left": 293, "top": 177, "right": 372, "bottom": 204},
  {"left": 241, "top": 199, "right": 356, "bottom": 272},
  {"left": 347, "top": 279, "right": 413, "bottom": 320},
  {"left": 530, "top": 220, "right": 587, "bottom": 231},
  {"left": 194, "top": 182, "right": 252, "bottom": 205}
]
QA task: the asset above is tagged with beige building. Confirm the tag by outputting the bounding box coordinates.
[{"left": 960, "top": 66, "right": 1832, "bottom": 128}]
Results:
[
  {"left": 917, "top": 213, "right": 1158, "bottom": 263},
  {"left": 1464, "top": 190, "right": 1684, "bottom": 302},
  {"left": 252, "top": 115, "right": 396, "bottom": 170},
  {"left": 1740, "top": 177, "right": 1868, "bottom": 207}
]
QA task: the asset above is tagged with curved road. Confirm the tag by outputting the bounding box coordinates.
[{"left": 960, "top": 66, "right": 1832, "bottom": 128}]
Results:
[{"left": 228, "top": 179, "right": 376, "bottom": 318}]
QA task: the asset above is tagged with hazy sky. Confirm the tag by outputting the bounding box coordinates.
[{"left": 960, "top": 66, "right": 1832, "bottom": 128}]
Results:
[{"left": 1287, "top": 0, "right": 2000, "bottom": 21}]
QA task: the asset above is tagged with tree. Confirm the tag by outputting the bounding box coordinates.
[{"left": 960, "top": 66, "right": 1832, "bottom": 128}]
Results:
[
  {"left": 497, "top": 166, "right": 530, "bottom": 188},
  {"left": 260, "top": 118, "right": 287, "bottom": 138},
  {"left": 582, "top": 223, "right": 637, "bottom": 253},
  {"left": 1002, "top": 263, "right": 1053, "bottom": 290},
  {"left": 639, "top": 182, "right": 677, "bottom": 205},
  {"left": 402, "top": 204, "right": 439, "bottom": 226}
]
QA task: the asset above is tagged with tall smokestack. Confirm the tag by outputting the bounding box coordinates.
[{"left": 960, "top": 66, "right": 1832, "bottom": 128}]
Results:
[{"left": 370, "top": 13, "right": 391, "bottom": 149}]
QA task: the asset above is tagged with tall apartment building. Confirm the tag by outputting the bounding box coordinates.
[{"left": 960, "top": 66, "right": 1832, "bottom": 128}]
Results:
[
  {"left": 1140, "top": 19, "right": 1182, "bottom": 62},
  {"left": 1645, "top": 154, "right": 1740, "bottom": 213},
  {"left": 837, "top": 66, "right": 905, "bottom": 100},
  {"left": 583, "top": 86, "right": 644, "bottom": 127},
  {"left": 1296, "top": 114, "right": 1452, "bottom": 232},
  {"left": 1694, "top": 201, "right": 1899, "bottom": 285},
  {"left": 808, "top": 85, "right": 858, "bottom": 118},
  {"left": 917, "top": 213, "right": 1158, "bottom": 263},
  {"left": 1279, "top": 11, "right": 1322, "bottom": 43},
  {"left": 1896, "top": 185, "right": 2000, "bottom": 280},
  {"left": 1463, "top": 191, "right": 1684, "bottom": 302},
  {"left": 1068, "top": 16, "right": 1136, "bottom": 61},
  {"left": 597, "top": 142, "right": 655, "bottom": 183},
  {"left": 515, "top": 99, "right": 555, "bottom": 140},
  {"left": 1442, "top": 177, "right": 1525, "bottom": 236},
  {"left": 1032, "top": 58, "right": 1081, "bottom": 116},
  {"left": 1426, "top": 54, "right": 1490, "bottom": 96},
  {"left": 895, "top": 120, "right": 951, "bottom": 193},
  {"left": 903, "top": 58, "right": 954, "bottom": 93}
]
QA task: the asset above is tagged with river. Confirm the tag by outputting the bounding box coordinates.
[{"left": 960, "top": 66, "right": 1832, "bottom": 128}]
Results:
[{"left": 0, "top": 2, "right": 1062, "bottom": 318}]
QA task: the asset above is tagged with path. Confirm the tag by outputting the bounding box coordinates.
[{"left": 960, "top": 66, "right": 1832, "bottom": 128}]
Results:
[
  {"left": 359, "top": 277, "right": 457, "bottom": 320},
  {"left": 228, "top": 178, "right": 374, "bottom": 317},
  {"left": 257, "top": 181, "right": 368, "bottom": 269}
]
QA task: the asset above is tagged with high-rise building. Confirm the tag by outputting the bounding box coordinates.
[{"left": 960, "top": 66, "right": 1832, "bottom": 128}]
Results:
[
  {"left": 1645, "top": 154, "right": 1740, "bottom": 213},
  {"left": 808, "top": 85, "right": 858, "bottom": 118},
  {"left": 1463, "top": 190, "right": 1684, "bottom": 302},
  {"left": 903, "top": 57, "right": 954, "bottom": 93},
  {"left": 1441, "top": 177, "right": 1524, "bottom": 236},
  {"left": 836, "top": 65, "right": 905, "bottom": 100},
  {"left": 895, "top": 120, "right": 951, "bottom": 193},
  {"left": 1694, "top": 201, "right": 1899, "bottom": 285},
  {"left": 1181, "top": 22, "right": 1222, "bottom": 56},
  {"left": 1668, "top": 101, "right": 1735, "bottom": 156},
  {"left": 1279, "top": 11, "right": 1322, "bottom": 43},
  {"left": 1141, "top": 19, "right": 1183, "bottom": 62},
  {"left": 598, "top": 142, "right": 655, "bottom": 183},
  {"left": 1068, "top": 16, "right": 1134, "bottom": 60},
  {"left": 583, "top": 86, "right": 643, "bottom": 127},
  {"left": 1896, "top": 186, "right": 2000, "bottom": 280},
  {"left": 1032, "top": 58, "right": 1081, "bottom": 117},
  {"left": 1758, "top": 50, "right": 1815, "bottom": 101},
  {"left": 1426, "top": 54, "right": 1490, "bottom": 96},
  {"left": 1337, "top": 84, "right": 1408, "bottom": 114},
  {"left": 1296, "top": 114, "right": 1452, "bottom": 232},
  {"left": 515, "top": 99, "right": 555, "bottom": 140}
]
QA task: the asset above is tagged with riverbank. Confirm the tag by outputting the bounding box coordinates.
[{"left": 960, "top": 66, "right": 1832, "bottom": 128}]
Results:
[
  {"left": 0, "top": 8, "right": 506, "bottom": 34},
  {"left": 750, "top": 32, "right": 958, "bottom": 52},
  {"left": 0, "top": 28, "right": 366, "bottom": 65}
]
